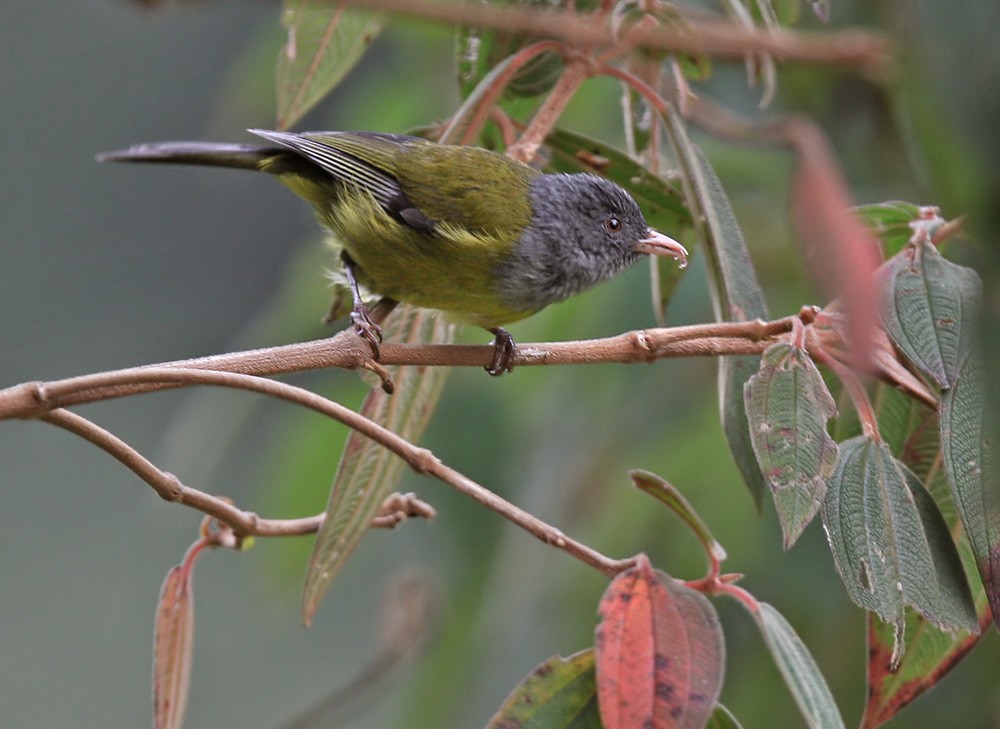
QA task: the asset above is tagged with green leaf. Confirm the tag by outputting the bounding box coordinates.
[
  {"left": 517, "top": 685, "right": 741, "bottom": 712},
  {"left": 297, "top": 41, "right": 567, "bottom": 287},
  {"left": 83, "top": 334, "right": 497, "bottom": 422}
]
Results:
[
  {"left": 663, "top": 110, "right": 770, "bottom": 509},
  {"left": 862, "top": 604, "right": 986, "bottom": 728},
  {"left": 853, "top": 202, "right": 922, "bottom": 257},
  {"left": 706, "top": 704, "right": 744, "bottom": 729},
  {"left": 276, "top": 0, "right": 384, "bottom": 129},
  {"left": 486, "top": 650, "right": 602, "bottom": 729},
  {"left": 301, "top": 307, "right": 452, "bottom": 625},
  {"left": 631, "top": 470, "right": 727, "bottom": 563},
  {"left": 744, "top": 343, "right": 839, "bottom": 547},
  {"left": 940, "top": 352, "right": 1000, "bottom": 627},
  {"left": 752, "top": 602, "right": 846, "bottom": 729},
  {"left": 822, "top": 436, "right": 979, "bottom": 643},
  {"left": 879, "top": 239, "right": 982, "bottom": 389}
]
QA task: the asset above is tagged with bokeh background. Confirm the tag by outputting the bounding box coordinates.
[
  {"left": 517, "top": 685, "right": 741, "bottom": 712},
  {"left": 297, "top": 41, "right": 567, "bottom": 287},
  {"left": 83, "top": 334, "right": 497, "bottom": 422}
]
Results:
[{"left": 2, "top": 1, "right": 998, "bottom": 727}]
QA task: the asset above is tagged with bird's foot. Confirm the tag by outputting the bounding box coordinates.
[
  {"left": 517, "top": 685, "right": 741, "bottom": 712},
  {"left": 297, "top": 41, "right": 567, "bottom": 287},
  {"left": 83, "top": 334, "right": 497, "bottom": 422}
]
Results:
[
  {"left": 485, "top": 327, "right": 516, "bottom": 376},
  {"left": 350, "top": 305, "right": 383, "bottom": 359}
]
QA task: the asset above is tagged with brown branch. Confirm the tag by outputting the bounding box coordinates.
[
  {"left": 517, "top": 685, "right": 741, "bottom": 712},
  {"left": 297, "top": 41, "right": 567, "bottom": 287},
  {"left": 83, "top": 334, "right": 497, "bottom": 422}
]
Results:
[
  {"left": 40, "top": 408, "right": 433, "bottom": 538},
  {"left": 34, "top": 367, "right": 634, "bottom": 576},
  {"left": 0, "top": 319, "right": 789, "bottom": 419},
  {"left": 348, "top": 0, "right": 890, "bottom": 72}
]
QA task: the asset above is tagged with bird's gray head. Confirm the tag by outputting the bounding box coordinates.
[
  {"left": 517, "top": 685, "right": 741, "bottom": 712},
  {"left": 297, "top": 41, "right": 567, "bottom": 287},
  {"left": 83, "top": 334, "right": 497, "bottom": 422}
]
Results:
[{"left": 494, "top": 173, "right": 686, "bottom": 313}]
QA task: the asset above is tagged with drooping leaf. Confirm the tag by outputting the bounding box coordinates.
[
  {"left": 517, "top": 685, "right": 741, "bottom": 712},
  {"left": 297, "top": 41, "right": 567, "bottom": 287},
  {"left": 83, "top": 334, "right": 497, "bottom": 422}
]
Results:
[
  {"left": 663, "top": 110, "right": 769, "bottom": 509},
  {"left": 301, "top": 307, "right": 452, "bottom": 625},
  {"left": 939, "top": 352, "right": 1000, "bottom": 627},
  {"left": 822, "top": 436, "right": 979, "bottom": 645},
  {"left": 595, "top": 554, "right": 724, "bottom": 729},
  {"left": 276, "top": 0, "right": 384, "bottom": 129},
  {"left": 745, "top": 342, "right": 839, "bottom": 547},
  {"left": 486, "top": 650, "right": 601, "bottom": 729},
  {"left": 153, "top": 539, "right": 207, "bottom": 729},
  {"left": 879, "top": 238, "right": 982, "bottom": 389},
  {"left": 853, "top": 202, "right": 922, "bottom": 257},
  {"left": 752, "top": 602, "right": 846, "bottom": 729}
]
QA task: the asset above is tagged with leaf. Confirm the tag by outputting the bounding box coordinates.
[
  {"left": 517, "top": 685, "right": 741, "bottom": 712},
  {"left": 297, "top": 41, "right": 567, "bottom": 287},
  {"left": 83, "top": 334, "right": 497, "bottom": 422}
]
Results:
[
  {"left": 745, "top": 342, "right": 839, "bottom": 547},
  {"left": 663, "top": 110, "right": 770, "bottom": 509},
  {"left": 879, "top": 238, "right": 982, "bottom": 389},
  {"left": 153, "top": 540, "right": 207, "bottom": 729},
  {"left": 595, "top": 554, "right": 724, "bottom": 729},
  {"left": 939, "top": 352, "right": 1000, "bottom": 627},
  {"left": 822, "top": 436, "right": 979, "bottom": 644},
  {"left": 861, "top": 605, "right": 987, "bottom": 728},
  {"left": 705, "top": 704, "right": 743, "bottom": 729},
  {"left": 276, "top": 0, "right": 384, "bottom": 129},
  {"left": 486, "top": 650, "right": 602, "bottom": 729},
  {"left": 301, "top": 307, "right": 452, "bottom": 625},
  {"left": 853, "top": 202, "right": 922, "bottom": 257},
  {"left": 631, "top": 470, "right": 727, "bottom": 564},
  {"left": 753, "top": 602, "right": 846, "bottom": 729}
]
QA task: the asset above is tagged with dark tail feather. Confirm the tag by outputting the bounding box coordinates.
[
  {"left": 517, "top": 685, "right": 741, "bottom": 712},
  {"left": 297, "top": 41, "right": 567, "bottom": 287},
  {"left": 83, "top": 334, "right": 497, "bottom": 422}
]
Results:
[{"left": 96, "top": 141, "right": 283, "bottom": 172}]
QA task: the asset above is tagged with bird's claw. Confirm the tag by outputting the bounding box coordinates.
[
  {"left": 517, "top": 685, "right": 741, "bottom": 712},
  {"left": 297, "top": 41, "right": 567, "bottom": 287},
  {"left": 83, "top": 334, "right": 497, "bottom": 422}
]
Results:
[
  {"left": 485, "top": 327, "right": 516, "bottom": 376},
  {"left": 350, "top": 306, "right": 383, "bottom": 359}
]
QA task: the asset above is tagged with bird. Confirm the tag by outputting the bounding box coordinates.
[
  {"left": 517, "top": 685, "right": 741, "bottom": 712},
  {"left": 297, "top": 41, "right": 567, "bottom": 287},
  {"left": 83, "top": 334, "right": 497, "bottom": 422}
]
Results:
[{"left": 99, "top": 129, "right": 688, "bottom": 375}]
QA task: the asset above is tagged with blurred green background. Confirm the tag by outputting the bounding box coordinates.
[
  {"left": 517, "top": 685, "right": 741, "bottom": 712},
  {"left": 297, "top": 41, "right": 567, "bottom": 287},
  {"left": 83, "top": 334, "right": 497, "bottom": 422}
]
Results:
[{"left": 1, "top": 1, "right": 998, "bottom": 727}]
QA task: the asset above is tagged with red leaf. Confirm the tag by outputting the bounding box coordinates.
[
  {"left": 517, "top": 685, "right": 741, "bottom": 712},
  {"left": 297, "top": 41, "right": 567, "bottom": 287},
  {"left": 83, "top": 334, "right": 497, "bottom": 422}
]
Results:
[
  {"left": 595, "top": 554, "right": 724, "bottom": 729},
  {"left": 153, "top": 539, "right": 207, "bottom": 729}
]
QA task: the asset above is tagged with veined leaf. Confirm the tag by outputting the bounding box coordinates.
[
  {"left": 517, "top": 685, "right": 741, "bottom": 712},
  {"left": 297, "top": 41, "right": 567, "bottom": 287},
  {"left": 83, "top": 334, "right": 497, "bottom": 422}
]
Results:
[
  {"left": 487, "top": 650, "right": 601, "bottom": 729},
  {"left": 879, "top": 238, "right": 982, "bottom": 389},
  {"left": 822, "top": 436, "right": 978, "bottom": 647},
  {"left": 664, "top": 110, "right": 769, "bottom": 509},
  {"left": 276, "top": 0, "right": 384, "bottom": 129},
  {"left": 753, "top": 602, "right": 846, "bottom": 729},
  {"left": 940, "top": 352, "right": 1000, "bottom": 627},
  {"left": 745, "top": 342, "right": 839, "bottom": 548},
  {"left": 595, "top": 554, "right": 724, "bottom": 729},
  {"left": 301, "top": 307, "right": 451, "bottom": 625}
]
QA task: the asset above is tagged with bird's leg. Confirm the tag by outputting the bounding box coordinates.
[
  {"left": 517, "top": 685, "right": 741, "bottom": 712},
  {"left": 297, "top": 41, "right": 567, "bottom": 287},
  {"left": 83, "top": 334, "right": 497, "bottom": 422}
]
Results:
[
  {"left": 485, "top": 327, "right": 516, "bottom": 376},
  {"left": 341, "top": 251, "right": 383, "bottom": 357}
]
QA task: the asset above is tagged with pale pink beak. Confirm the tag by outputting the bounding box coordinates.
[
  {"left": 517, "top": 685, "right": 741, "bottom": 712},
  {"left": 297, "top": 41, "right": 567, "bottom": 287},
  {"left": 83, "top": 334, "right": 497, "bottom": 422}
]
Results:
[{"left": 635, "top": 229, "right": 688, "bottom": 269}]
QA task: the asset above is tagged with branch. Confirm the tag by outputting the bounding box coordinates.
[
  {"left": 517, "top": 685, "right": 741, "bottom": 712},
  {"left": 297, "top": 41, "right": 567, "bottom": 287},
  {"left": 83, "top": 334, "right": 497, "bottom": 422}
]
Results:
[
  {"left": 348, "top": 0, "right": 890, "bottom": 73},
  {"left": 0, "top": 319, "right": 788, "bottom": 418}
]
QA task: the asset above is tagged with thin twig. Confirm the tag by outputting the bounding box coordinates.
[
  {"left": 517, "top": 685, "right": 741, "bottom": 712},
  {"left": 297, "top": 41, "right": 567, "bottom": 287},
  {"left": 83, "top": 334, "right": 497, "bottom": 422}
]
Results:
[
  {"left": 349, "top": 0, "right": 890, "bottom": 72},
  {"left": 37, "top": 368, "right": 633, "bottom": 576}
]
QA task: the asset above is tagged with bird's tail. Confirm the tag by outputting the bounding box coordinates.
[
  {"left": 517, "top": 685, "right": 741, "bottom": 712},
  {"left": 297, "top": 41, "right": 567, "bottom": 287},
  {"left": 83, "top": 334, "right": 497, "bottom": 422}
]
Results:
[{"left": 97, "top": 141, "right": 288, "bottom": 173}]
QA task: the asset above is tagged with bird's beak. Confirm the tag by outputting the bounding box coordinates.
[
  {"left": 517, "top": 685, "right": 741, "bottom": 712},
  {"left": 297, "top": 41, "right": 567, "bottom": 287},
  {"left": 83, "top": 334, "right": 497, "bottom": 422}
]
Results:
[{"left": 635, "top": 229, "right": 688, "bottom": 268}]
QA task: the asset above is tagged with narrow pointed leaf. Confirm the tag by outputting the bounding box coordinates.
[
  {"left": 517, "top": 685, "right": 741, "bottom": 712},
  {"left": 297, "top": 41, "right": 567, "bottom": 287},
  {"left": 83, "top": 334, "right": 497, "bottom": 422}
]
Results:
[
  {"left": 664, "top": 110, "right": 769, "bottom": 508},
  {"left": 822, "top": 436, "right": 978, "bottom": 640},
  {"left": 595, "top": 554, "right": 724, "bottom": 729},
  {"left": 276, "top": 0, "right": 384, "bottom": 129},
  {"left": 631, "top": 470, "right": 727, "bottom": 563},
  {"left": 153, "top": 540, "right": 206, "bottom": 729},
  {"left": 939, "top": 352, "right": 1000, "bottom": 626},
  {"left": 753, "top": 602, "right": 846, "bottom": 729},
  {"left": 302, "top": 307, "right": 451, "bottom": 625},
  {"left": 745, "top": 342, "right": 839, "bottom": 547},
  {"left": 879, "top": 239, "right": 982, "bottom": 389},
  {"left": 487, "top": 650, "right": 601, "bottom": 729}
]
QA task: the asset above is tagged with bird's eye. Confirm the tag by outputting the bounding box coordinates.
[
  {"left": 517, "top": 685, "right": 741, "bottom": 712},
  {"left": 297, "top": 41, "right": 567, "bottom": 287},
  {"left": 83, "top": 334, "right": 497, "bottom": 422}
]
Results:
[{"left": 605, "top": 215, "right": 622, "bottom": 232}]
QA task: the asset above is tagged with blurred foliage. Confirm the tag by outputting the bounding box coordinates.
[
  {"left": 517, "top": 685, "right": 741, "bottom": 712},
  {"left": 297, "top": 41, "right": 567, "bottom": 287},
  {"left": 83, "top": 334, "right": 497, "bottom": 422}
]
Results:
[{"left": 2, "top": 1, "right": 999, "bottom": 728}]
